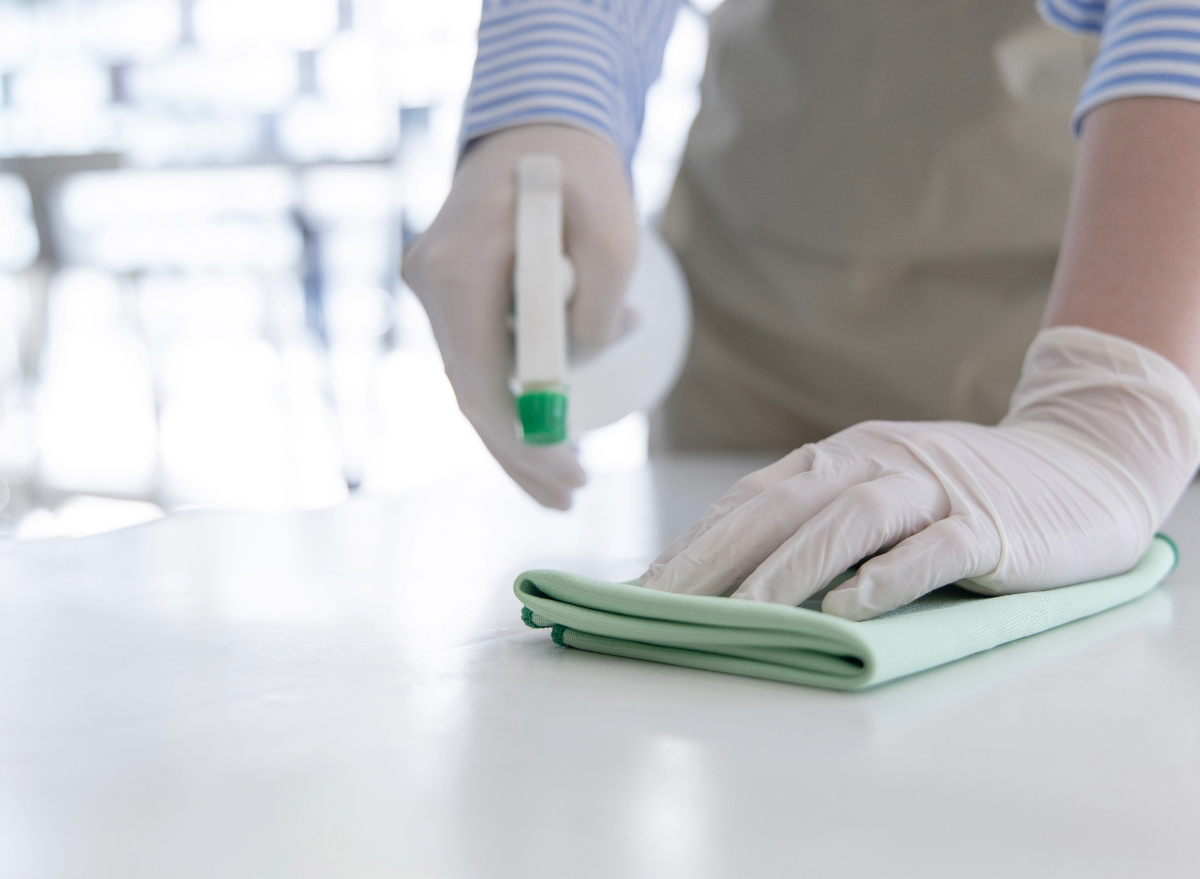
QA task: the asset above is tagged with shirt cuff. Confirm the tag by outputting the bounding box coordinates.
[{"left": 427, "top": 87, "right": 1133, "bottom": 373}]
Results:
[
  {"left": 1038, "top": 0, "right": 1107, "bottom": 35},
  {"left": 461, "top": 2, "right": 644, "bottom": 167}
]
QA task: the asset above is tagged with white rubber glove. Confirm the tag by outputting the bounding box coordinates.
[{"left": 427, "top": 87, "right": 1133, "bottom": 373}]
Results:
[
  {"left": 402, "top": 124, "right": 638, "bottom": 509},
  {"left": 639, "top": 327, "right": 1200, "bottom": 620}
]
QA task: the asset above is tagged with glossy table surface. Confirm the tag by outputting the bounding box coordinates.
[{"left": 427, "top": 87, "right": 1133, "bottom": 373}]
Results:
[{"left": 2, "top": 455, "right": 1198, "bottom": 879}]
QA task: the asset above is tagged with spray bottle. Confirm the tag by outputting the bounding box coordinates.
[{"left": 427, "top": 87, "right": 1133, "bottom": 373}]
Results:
[{"left": 513, "top": 155, "right": 692, "bottom": 445}]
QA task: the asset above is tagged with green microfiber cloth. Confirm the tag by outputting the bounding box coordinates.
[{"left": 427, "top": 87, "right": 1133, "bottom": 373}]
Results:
[{"left": 515, "top": 534, "right": 1178, "bottom": 690}]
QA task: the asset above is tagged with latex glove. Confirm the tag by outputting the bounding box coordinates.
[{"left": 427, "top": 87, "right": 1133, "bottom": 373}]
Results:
[
  {"left": 402, "top": 124, "right": 638, "bottom": 509},
  {"left": 639, "top": 327, "right": 1200, "bottom": 620}
]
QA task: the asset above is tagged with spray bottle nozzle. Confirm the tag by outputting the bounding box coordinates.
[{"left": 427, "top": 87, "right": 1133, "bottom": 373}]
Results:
[{"left": 517, "top": 386, "right": 569, "bottom": 445}]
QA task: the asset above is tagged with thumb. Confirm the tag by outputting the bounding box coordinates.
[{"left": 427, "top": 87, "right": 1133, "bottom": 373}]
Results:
[{"left": 566, "top": 223, "right": 639, "bottom": 349}]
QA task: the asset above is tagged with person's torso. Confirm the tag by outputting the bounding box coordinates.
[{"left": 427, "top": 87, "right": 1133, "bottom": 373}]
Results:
[{"left": 681, "top": 0, "right": 1095, "bottom": 263}]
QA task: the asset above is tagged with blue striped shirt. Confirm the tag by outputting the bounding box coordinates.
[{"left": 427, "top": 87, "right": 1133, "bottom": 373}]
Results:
[
  {"left": 463, "top": 1, "right": 1200, "bottom": 161},
  {"left": 462, "top": 0, "right": 681, "bottom": 166}
]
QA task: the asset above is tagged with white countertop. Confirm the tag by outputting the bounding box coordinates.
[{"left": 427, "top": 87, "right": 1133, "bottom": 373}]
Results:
[{"left": 2, "top": 455, "right": 1198, "bottom": 879}]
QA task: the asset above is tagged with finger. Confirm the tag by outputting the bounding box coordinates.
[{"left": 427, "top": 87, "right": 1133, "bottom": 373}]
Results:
[
  {"left": 640, "top": 446, "right": 818, "bottom": 583},
  {"left": 566, "top": 223, "right": 638, "bottom": 348},
  {"left": 497, "top": 445, "right": 586, "bottom": 510},
  {"left": 821, "top": 516, "right": 990, "bottom": 621},
  {"left": 471, "top": 409, "right": 587, "bottom": 511},
  {"left": 732, "top": 471, "right": 949, "bottom": 606},
  {"left": 505, "top": 453, "right": 585, "bottom": 510},
  {"left": 640, "top": 456, "right": 876, "bottom": 596},
  {"left": 562, "top": 139, "right": 639, "bottom": 349},
  {"left": 570, "top": 306, "right": 639, "bottom": 365},
  {"left": 441, "top": 373, "right": 585, "bottom": 510}
]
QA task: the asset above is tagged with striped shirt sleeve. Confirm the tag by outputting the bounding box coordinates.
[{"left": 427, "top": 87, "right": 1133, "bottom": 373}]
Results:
[
  {"left": 461, "top": 0, "right": 682, "bottom": 168},
  {"left": 1039, "top": 0, "right": 1200, "bottom": 132}
]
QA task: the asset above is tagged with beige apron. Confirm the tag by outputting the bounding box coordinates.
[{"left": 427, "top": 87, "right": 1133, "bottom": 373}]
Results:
[{"left": 656, "top": 0, "right": 1096, "bottom": 450}]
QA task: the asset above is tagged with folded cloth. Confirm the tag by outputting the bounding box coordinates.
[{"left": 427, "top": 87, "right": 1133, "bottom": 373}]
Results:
[{"left": 515, "top": 535, "right": 1178, "bottom": 690}]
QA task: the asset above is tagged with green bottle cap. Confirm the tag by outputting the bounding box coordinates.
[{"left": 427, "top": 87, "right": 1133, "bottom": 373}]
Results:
[{"left": 517, "top": 389, "right": 568, "bottom": 445}]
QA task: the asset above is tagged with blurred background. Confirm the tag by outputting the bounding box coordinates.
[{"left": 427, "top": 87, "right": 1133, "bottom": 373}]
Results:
[{"left": 0, "top": 0, "right": 715, "bottom": 538}]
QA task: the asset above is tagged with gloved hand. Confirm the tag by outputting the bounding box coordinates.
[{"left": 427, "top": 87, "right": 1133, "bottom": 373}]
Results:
[
  {"left": 639, "top": 327, "right": 1200, "bottom": 620},
  {"left": 402, "top": 124, "right": 638, "bottom": 509}
]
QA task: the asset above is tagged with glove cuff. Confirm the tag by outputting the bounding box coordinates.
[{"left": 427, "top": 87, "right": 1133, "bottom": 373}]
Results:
[{"left": 1003, "top": 325, "right": 1200, "bottom": 528}]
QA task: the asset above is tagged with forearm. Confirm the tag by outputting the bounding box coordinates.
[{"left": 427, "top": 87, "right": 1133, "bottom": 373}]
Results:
[{"left": 1043, "top": 96, "right": 1200, "bottom": 390}]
